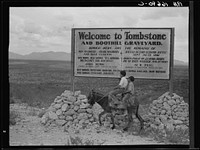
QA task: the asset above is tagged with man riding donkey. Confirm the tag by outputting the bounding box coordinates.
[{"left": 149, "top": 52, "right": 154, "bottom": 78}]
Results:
[
  {"left": 108, "top": 70, "right": 144, "bottom": 132},
  {"left": 108, "top": 70, "right": 128, "bottom": 107}
]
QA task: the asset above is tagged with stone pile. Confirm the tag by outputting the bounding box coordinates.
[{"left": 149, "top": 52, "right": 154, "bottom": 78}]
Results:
[
  {"left": 41, "top": 90, "right": 95, "bottom": 130},
  {"left": 145, "top": 92, "right": 189, "bottom": 132}
]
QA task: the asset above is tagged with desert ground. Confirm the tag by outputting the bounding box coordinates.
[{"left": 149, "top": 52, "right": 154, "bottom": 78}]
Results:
[{"left": 9, "top": 59, "right": 189, "bottom": 145}]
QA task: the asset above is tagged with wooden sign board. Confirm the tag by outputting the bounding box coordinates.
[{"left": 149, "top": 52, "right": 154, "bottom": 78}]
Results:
[{"left": 71, "top": 28, "right": 174, "bottom": 80}]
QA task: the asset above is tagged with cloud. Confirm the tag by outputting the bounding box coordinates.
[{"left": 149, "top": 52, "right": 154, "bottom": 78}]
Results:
[
  {"left": 141, "top": 7, "right": 188, "bottom": 20},
  {"left": 9, "top": 7, "right": 189, "bottom": 62},
  {"left": 10, "top": 15, "right": 25, "bottom": 34}
]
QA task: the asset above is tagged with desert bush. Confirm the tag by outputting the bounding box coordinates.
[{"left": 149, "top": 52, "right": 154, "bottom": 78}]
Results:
[
  {"left": 165, "top": 128, "right": 189, "bottom": 144},
  {"left": 9, "top": 110, "right": 20, "bottom": 125},
  {"left": 27, "top": 107, "right": 38, "bottom": 116},
  {"left": 67, "top": 135, "right": 94, "bottom": 145},
  {"left": 38, "top": 108, "right": 46, "bottom": 118},
  {"left": 140, "top": 127, "right": 189, "bottom": 144}
]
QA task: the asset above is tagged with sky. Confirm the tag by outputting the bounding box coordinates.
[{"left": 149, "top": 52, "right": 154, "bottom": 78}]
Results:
[{"left": 9, "top": 7, "right": 189, "bottom": 62}]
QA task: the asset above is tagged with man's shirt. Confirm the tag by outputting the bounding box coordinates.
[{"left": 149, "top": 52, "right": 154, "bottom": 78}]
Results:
[{"left": 119, "top": 76, "right": 128, "bottom": 88}]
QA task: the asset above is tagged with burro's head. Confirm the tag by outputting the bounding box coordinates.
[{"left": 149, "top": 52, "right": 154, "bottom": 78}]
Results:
[{"left": 87, "top": 90, "right": 95, "bottom": 106}]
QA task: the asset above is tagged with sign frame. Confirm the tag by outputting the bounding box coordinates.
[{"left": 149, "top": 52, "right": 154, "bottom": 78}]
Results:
[{"left": 71, "top": 28, "right": 174, "bottom": 80}]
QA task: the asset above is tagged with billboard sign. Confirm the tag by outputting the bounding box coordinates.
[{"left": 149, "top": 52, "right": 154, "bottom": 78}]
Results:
[{"left": 72, "top": 28, "right": 173, "bottom": 79}]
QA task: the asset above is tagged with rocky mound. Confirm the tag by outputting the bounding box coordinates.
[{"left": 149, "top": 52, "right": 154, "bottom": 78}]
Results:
[
  {"left": 40, "top": 90, "right": 95, "bottom": 130},
  {"left": 144, "top": 92, "right": 189, "bottom": 131}
]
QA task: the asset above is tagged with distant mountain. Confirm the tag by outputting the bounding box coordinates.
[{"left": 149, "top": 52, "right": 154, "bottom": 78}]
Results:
[
  {"left": 174, "top": 60, "right": 188, "bottom": 66},
  {"left": 9, "top": 51, "right": 71, "bottom": 61},
  {"left": 9, "top": 52, "right": 23, "bottom": 59},
  {"left": 9, "top": 51, "right": 188, "bottom": 66}
]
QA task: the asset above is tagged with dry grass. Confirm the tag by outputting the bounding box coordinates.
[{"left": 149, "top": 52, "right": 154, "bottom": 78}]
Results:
[
  {"left": 10, "top": 110, "right": 20, "bottom": 125},
  {"left": 9, "top": 59, "right": 189, "bottom": 108},
  {"left": 140, "top": 127, "right": 189, "bottom": 144},
  {"left": 67, "top": 135, "right": 94, "bottom": 145}
]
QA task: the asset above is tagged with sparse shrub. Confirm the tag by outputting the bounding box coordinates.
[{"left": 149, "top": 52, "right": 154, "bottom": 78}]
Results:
[
  {"left": 165, "top": 128, "right": 189, "bottom": 144},
  {"left": 38, "top": 108, "right": 46, "bottom": 118},
  {"left": 67, "top": 135, "right": 94, "bottom": 145},
  {"left": 27, "top": 107, "right": 38, "bottom": 116},
  {"left": 10, "top": 110, "right": 20, "bottom": 125},
  {"left": 140, "top": 127, "right": 189, "bottom": 144}
]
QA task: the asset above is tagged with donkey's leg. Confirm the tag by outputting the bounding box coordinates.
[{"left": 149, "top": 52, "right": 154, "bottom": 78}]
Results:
[
  {"left": 110, "top": 112, "right": 115, "bottom": 129},
  {"left": 135, "top": 105, "right": 144, "bottom": 132},
  {"left": 99, "top": 110, "right": 106, "bottom": 126},
  {"left": 123, "top": 107, "right": 133, "bottom": 131}
]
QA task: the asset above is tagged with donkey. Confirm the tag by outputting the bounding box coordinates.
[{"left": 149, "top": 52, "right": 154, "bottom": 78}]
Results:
[{"left": 87, "top": 90, "right": 144, "bottom": 132}]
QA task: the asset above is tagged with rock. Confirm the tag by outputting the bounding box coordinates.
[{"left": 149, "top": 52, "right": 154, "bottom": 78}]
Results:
[
  {"left": 74, "top": 119, "right": 79, "bottom": 124},
  {"left": 179, "top": 125, "right": 188, "bottom": 130},
  {"left": 54, "top": 98, "right": 63, "bottom": 104},
  {"left": 65, "top": 116, "right": 73, "bottom": 121},
  {"left": 174, "top": 120, "right": 183, "bottom": 125},
  {"left": 163, "top": 102, "right": 171, "bottom": 110},
  {"left": 172, "top": 94, "right": 180, "bottom": 99},
  {"left": 58, "top": 115, "right": 66, "bottom": 120},
  {"left": 73, "top": 114, "right": 77, "bottom": 119},
  {"left": 168, "top": 100, "right": 176, "bottom": 106},
  {"left": 55, "top": 119, "right": 66, "bottom": 126},
  {"left": 41, "top": 114, "right": 48, "bottom": 125},
  {"left": 79, "top": 119, "right": 85, "bottom": 125},
  {"left": 61, "top": 90, "right": 73, "bottom": 97},
  {"left": 73, "top": 105, "right": 79, "bottom": 111},
  {"left": 150, "top": 109, "right": 156, "bottom": 114},
  {"left": 74, "top": 91, "right": 81, "bottom": 97},
  {"left": 78, "top": 113, "right": 88, "bottom": 120},
  {"left": 172, "top": 115, "right": 178, "bottom": 119},
  {"left": 176, "top": 99, "right": 181, "bottom": 104},
  {"left": 70, "top": 104, "right": 75, "bottom": 109},
  {"left": 178, "top": 117, "right": 186, "bottom": 121},
  {"left": 63, "top": 100, "right": 73, "bottom": 105},
  {"left": 53, "top": 103, "right": 62, "bottom": 109},
  {"left": 159, "top": 115, "right": 168, "bottom": 124},
  {"left": 160, "top": 109, "right": 166, "bottom": 115},
  {"left": 166, "top": 123, "right": 174, "bottom": 132},
  {"left": 152, "top": 100, "right": 158, "bottom": 105},
  {"left": 86, "top": 108, "right": 93, "bottom": 114},
  {"left": 80, "top": 103, "right": 90, "bottom": 109},
  {"left": 158, "top": 124, "right": 164, "bottom": 130},
  {"left": 81, "top": 99, "right": 88, "bottom": 103},
  {"left": 150, "top": 124, "right": 157, "bottom": 129},
  {"left": 48, "top": 111, "right": 58, "bottom": 120},
  {"left": 56, "top": 109, "right": 62, "bottom": 116},
  {"left": 67, "top": 96, "right": 76, "bottom": 102},
  {"left": 155, "top": 117, "right": 161, "bottom": 125},
  {"left": 89, "top": 117, "right": 94, "bottom": 122},
  {"left": 85, "top": 120, "right": 90, "bottom": 124},
  {"left": 156, "top": 103, "right": 163, "bottom": 108},
  {"left": 157, "top": 99, "right": 163, "bottom": 104},
  {"left": 38, "top": 109, "right": 46, "bottom": 118},
  {"left": 171, "top": 105, "right": 177, "bottom": 110},
  {"left": 77, "top": 109, "right": 86, "bottom": 113},
  {"left": 65, "top": 109, "right": 75, "bottom": 116},
  {"left": 78, "top": 94, "right": 87, "bottom": 100},
  {"left": 175, "top": 125, "right": 181, "bottom": 130},
  {"left": 47, "top": 106, "right": 56, "bottom": 112},
  {"left": 74, "top": 100, "right": 81, "bottom": 106},
  {"left": 61, "top": 104, "right": 69, "bottom": 112}
]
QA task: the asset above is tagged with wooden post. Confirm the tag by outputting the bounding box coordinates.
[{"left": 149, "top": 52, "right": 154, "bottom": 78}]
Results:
[
  {"left": 169, "top": 28, "right": 175, "bottom": 97},
  {"left": 71, "top": 28, "right": 75, "bottom": 94}
]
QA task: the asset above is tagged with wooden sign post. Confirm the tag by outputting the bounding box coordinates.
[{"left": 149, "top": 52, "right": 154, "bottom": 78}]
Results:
[{"left": 169, "top": 28, "right": 175, "bottom": 97}]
